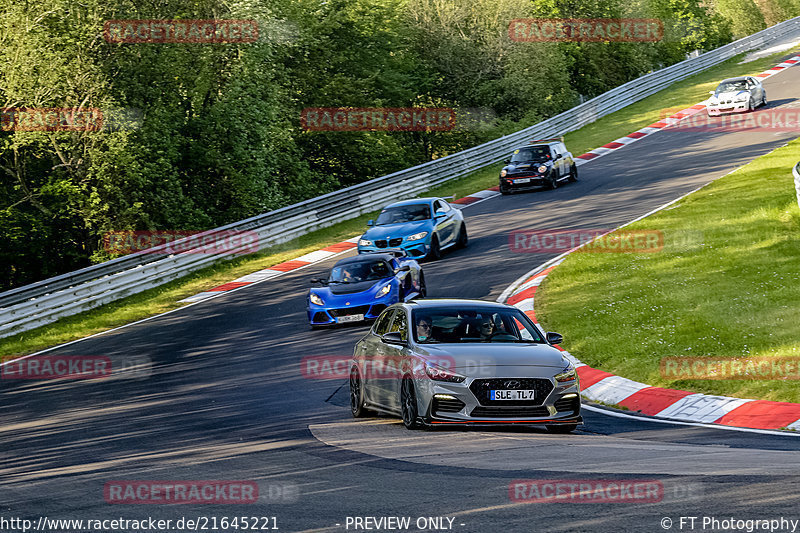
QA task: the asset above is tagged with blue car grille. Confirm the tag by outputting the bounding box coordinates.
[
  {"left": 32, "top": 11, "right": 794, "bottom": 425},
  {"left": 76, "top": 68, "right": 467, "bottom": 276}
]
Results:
[
  {"left": 375, "top": 240, "right": 387, "bottom": 248},
  {"left": 374, "top": 238, "right": 403, "bottom": 248},
  {"left": 329, "top": 305, "right": 370, "bottom": 317}
]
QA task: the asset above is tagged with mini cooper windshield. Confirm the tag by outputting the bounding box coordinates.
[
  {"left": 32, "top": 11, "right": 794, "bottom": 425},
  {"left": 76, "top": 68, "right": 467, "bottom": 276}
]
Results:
[
  {"left": 510, "top": 146, "right": 551, "bottom": 163},
  {"left": 329, "top": 260, "right": 393, "bottom": 283},
  {"left": 375, "top": 204, "right": 431, "bottom": 225},
  {"left": 412, "top": 307, "right": 546, "bottom": 344}
]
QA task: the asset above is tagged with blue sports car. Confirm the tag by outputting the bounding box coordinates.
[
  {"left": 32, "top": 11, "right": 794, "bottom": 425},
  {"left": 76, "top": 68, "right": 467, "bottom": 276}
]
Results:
[
  {"left": 357, "top": 197, "right": 468, "bottom": 260},
  {"left": 307, "top": 251, "right": 425, "bottom": 328}
]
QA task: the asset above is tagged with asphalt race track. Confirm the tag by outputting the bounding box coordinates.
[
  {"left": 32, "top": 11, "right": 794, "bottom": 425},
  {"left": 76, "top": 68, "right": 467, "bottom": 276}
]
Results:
[{"left": 3, "top": 56, "right": 800, "bottom": 533}]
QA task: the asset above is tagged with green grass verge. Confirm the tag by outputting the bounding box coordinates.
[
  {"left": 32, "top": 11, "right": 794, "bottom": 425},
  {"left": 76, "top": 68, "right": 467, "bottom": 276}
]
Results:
[
  {"left": 3, "top": 44, "right": 798, "bottom": 359},
  {"left": 537, "top": 138, "right": 800, "bottom": 403}
]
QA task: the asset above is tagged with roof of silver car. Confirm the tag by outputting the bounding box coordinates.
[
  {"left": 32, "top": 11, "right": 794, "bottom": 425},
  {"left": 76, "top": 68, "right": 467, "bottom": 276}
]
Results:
[{"left": 405, "top": 298, "right": 513, "bottom": 308}]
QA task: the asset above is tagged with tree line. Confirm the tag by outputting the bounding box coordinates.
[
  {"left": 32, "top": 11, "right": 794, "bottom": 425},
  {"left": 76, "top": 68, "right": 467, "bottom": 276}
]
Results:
[{"left": 1, "top": 0, "right": 797, "bottom": 290}]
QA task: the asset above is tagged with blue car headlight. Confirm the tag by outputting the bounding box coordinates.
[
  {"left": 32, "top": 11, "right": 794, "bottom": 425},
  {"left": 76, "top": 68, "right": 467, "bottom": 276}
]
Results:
[
  {"left": 359, "top": 238, "right": 373, "bottom": 246},
  {"left": 407, "top": 231, "right": 428, "bottom": 242},
  {"left": 376, "top": 283, "right": 392, "bottom": 298},
  {"left": 309, "top": 293, "right": 324, "bottom": 306}
]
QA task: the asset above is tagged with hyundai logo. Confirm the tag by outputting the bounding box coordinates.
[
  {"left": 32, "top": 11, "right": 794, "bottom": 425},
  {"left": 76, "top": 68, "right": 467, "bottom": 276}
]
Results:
[{"left": 504, "top": 380, "right": 521, "bottom": 389}]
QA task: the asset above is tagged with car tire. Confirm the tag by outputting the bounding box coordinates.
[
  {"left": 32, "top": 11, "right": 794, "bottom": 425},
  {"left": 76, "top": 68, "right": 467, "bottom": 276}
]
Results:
[
  {"left": 568, "top": 164, "right": 578, "bottom": 182},
  {"left": 500, "top": 186, "right": 511, "bottom": 195},
  {"left": 426, "top": 234, "right": 441, "bottom": 261},
  {"left": 761, "top": 92, "right": 768, "bottom": 107},
  {"left": 546, "top": 423, "right": 578, "bottom": 434},
  {"left": 455, "top": 223, "right": 468, "bottom": 249},
  {"left": 747, "top": 97, "right": 755, "bottom": 112},
  {"left": 350, "top": 367, "right": 372, "bottom": 418},
  {"left": 546, "top": 173, "right": 558, "bottom": 190},
  {"left": 401, "top": 376, "right": 424, "bottom": 429},
  {"left": 418, "top": 273, "right": 427, "bottom": 298}
]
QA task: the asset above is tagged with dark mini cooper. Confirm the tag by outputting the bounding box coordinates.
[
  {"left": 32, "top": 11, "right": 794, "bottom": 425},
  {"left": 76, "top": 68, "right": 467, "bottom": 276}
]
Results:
[{"left": 499, "top": 140, "right": 577, "bottom": 195}]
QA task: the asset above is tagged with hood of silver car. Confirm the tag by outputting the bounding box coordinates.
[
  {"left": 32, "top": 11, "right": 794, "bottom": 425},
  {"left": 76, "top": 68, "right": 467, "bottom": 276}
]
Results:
[{"left": 418, "top": 343, "right": 569, "bottom": 373}]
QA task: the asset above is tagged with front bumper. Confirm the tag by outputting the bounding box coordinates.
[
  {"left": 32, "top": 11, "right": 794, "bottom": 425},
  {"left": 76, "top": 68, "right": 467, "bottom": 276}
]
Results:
[
  {"left": 358, "top": 240, "right": 429, "bottom": 258},
  {"left": 707, "top": 102, "right": 749, "bottom": 116},
  {"left": 418, "top": 376, "right": 582, "bottom": 426},
  {"left": 308, "top": 296, "right": 397, "bottom": 326},
  {"left": 500, "top": 174, "right": 551, "bottom": 191}
]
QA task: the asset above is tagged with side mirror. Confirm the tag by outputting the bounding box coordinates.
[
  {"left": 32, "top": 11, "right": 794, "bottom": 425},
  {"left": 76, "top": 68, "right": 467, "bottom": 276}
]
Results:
[
  {"left": 434, "top": 210, "right": 446, "bottom": 218},
  {"left": 381, "top": 331, "right": 406, "bottom": 345},
  {"left": 504, "top": 159, "right": 511, "bottom": 164},
  {"left": 546, "top": 332, "right": 563, "bottom": 345},
  {"left": 554, "top": 153, "right": 562, "bottom": 160},
  {"left": 395, "top": 265, "right": 411, "bottom": 273},
  {"left": 367, "top": 219, "right": 375, "bottom": 227}
]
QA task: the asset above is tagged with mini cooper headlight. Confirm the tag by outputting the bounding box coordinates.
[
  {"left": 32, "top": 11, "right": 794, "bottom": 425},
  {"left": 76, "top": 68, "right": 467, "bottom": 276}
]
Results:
[
  {"left": 537, "top": 165, "right": 548, "bottom": 173},
  {"left": 309, "top": 293, "right": 324, "bottom": 306},
  {"left": 358, "top": 238, "right": 372, "bottom": 246},
  {"left": 425, "top": 362, "right": 466, "bottom": 383},
  {"left": 554, "top": 365, "right": 577, "bottom": 383},
  {"left": 500, "top": 169, "right": 507, "bottom": 177},
  {"left": 376, "top": 283, "right": 392, "bottom": 298},
  {"left": 407, "top": 231, "right": 428, "bottom": 242}
]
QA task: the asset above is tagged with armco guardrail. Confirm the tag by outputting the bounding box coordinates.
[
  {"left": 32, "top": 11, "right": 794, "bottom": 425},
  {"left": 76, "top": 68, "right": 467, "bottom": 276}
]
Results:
[
  {"left": 794, "top": 161, "right": 800, "bottom": 209},
  {"left": 1, "top": 18, "right": 799, "bottom": 339}
]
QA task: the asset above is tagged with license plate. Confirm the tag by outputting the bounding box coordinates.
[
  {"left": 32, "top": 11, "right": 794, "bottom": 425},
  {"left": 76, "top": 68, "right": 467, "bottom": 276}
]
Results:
[
  {"left": 491, "top": 389, "right": 536, "bottom": 401},
  {"left": 336, "top": 314, "right": 364, "bottom": 323},
  {"left": 513, "top": 178, "right": 531, "bottom": 184}
]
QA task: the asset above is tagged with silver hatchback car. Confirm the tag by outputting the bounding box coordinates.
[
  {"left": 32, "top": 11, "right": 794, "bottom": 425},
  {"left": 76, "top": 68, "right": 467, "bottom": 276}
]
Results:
[{"left": 349, "top": 299, "right": 582, "bottom": 432}]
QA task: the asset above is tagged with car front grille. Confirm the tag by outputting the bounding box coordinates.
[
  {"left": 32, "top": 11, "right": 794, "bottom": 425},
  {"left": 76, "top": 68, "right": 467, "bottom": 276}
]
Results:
[
  {"left": 470, "top": 378, "right": 554, "bottom": 406},
  {"left": 470, "top": 406, "right": 550, "bottom": 418},
  {"left": 328, "top": 305, "right": 370, "bottom": 318},
  {"left": 389, "top": 238, "right": 403, "bottom": 247},
  {"left": 433, "top": 397, "right": 466, "bottom": 414},
  {"left": 374, "top": 240, "right": 388, "bottom": 248},
  {"left": 312, "top": 312, "right": 329, "bottom": 323},
  {"left": 554, "top": 395, "right": 580, "bottom": 414}
]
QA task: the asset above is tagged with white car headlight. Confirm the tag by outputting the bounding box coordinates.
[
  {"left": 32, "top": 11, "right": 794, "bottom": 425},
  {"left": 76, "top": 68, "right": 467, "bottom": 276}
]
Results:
[
  {"left": 309, "top": 293, "right": 324, "bottom": 306},
  {"left": 500, "top": 169, "right": 507, "bottom": 177},
  {"left": 358, "top": 238, "right": 372, "bottom": 246},
  {"left": 407, "top": 231, "right": 428, "bottom": 242},
  {"left": 537, "top": 165, "right": 547, "bottom": 173},
  {"left": 376, "top": 283, "right": 392, "bottom": 298}
]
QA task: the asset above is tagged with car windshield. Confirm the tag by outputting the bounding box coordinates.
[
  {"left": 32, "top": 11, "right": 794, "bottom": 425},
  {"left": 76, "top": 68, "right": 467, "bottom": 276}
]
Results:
[
  {"left": 716, "top": 81, "right": 748, "bottom": 93},
  {"left": 412, "top": 307, "right": 546, "bottom": 344},
  {"left": 510, "top": 146, "right": 551, "bottom": 163},
  {"left": 375, "top": 204, "right": 431, "bottom": 225},
  {"left": 329, "top": 260, "right": 392, "bottom": 283}
]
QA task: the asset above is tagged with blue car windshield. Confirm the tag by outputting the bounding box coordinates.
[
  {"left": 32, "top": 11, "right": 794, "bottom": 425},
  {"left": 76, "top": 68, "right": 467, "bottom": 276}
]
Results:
[
  {"left": 329, "top": 260, "right": 393, "bottom": 283},
  {"left": 511, "top": 146, "right": 551, "bottom": 163},
  {"left": 411, "top": 308, "right": 546, "bottom": 344},
  {"left": 376, "top": 204, "right": 431, "bottom": 225}
]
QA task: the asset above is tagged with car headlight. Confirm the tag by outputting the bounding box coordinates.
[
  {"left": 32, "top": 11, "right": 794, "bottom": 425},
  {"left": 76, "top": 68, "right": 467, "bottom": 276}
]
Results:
[
  {"left": 537, "top": 165, "right": 548, "bottom": 173},
  {"left": 376, "top": 283, "right": 392, "bottom": 298},
  {"left": 309, "top": 293, "right": 324, "bottom": 306},
  {"left": 407, "top": 231, "right": 428, "bottom": 242},
  {"left": 500, "top": 169, "right": 507, "bottom": 177},
  {"left": 554, "top": 365, "right": 577, "bottom": 383},
  {"left": 358, "top": 238, "right": 372, "bottom": 246},
  {"left": 425, "top": 363, "right": 465, "bottom": 383}
]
